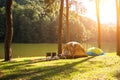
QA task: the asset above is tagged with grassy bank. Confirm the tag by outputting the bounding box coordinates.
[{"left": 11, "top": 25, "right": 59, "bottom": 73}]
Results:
[{"left": 0, "top": 53, "right": 120, "bottom": 80}]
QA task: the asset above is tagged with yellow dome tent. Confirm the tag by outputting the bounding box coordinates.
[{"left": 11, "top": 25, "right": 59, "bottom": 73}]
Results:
[{"left": 61, "top": 41, "right": 88, "bottom": 58}]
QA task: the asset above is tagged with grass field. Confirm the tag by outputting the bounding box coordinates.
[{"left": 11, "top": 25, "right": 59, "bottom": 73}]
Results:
[
  {"left": 0, "top": 43, "right": 116, "bottom": 59},
  {"left": 0, "top": 53, "right": 120, "bottom": 80}
]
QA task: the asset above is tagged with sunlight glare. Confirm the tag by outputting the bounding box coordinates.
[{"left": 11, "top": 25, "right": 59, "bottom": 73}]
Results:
[
  {"left": 100, "top": 0, "right": 116, "bottom": 24},
  {"left": 75, "top": 0, "right": 117, "bottom": 24}
]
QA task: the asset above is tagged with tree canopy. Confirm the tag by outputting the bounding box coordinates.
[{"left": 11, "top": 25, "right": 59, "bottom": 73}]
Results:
[{"left": 0, "top": 0, "right": 116, "bottom": 43}]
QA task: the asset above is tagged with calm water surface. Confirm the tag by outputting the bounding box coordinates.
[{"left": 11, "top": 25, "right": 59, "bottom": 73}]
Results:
[{"left": 0, "top": 42, "right": 116, "bottom": 59}]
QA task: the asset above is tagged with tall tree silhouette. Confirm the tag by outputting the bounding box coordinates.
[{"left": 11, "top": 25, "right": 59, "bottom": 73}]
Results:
[
  {"left": 116, "top": 0, "right": 120, "bottom": 55},
  {"left": 58, "top": 0, "right": 64, "bottom": 55},
  {"left": 66, "top": 0, "right": 69, "bottom": 42},
  {"left": 4, "top": 0, "right": 13, "bottom": 61},
  {"left": 96, "top": 0, "right": 101, "bottom": 48}
]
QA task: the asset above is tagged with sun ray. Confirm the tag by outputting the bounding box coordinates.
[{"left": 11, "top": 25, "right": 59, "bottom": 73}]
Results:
[{"left": 73, "top": 0, "right": 117, "bottom": 24}]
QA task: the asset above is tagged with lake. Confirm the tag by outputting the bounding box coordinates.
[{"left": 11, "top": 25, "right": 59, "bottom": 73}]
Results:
[{"left": 0, "top": 42, "right": 116, "bottom": 59}]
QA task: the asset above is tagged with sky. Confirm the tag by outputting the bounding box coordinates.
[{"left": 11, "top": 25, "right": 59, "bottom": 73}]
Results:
[{"left": 71, "top": 0, "right": 117, "bottom": 24}]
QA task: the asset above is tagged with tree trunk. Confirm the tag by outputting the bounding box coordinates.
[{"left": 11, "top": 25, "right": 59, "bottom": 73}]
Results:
[
  {"left": 66, "top": 0, "right": 70, "bottom": 42},
  {"left": 116, "top": 0, "right": 120, "bottom": 56},
  {"left": 58, "top": 0, "right": 64, "bottom": 55},
  {"left": 4, "top": 0, "right": 13, "bottom": 61},
  {"left": 96, "top": 0, "right": 101, "bottom": 48}
]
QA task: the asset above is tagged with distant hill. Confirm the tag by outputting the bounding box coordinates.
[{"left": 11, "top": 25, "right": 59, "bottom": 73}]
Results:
[{"left": 80, "top": 15, "right": 116, "bottom": 43}]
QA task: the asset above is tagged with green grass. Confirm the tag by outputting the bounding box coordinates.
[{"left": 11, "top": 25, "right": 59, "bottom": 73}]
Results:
[{"left": 0, "top": 53, "right": 120, "bottom": 80}]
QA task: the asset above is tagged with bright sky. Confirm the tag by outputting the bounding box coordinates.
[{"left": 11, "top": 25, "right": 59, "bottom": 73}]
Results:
[{"left": 74, "top": 0, "right": 117, "bottom": 24}]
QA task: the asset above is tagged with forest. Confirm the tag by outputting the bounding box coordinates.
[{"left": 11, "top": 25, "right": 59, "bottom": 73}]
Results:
[
  {"left": 0, "top": 0, "right": 116, "bottom": 43},
  {"left": 0, "top": 0, "right": 120, "bottom": 80}
]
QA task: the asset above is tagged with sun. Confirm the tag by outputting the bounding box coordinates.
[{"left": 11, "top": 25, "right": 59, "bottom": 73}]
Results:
[
  {"left": 81, "top": 0, "right": 117, "bottom": 24},
  {"left": 100, "top": 0, "right": 116, "bottom": 24}
]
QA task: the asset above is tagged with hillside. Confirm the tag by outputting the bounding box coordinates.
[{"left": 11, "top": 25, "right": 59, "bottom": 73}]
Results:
[{"left": 0, "top": 0, "right": 116, "bottom": 43}]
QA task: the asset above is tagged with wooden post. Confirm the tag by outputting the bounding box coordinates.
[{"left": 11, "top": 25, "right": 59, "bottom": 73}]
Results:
[
  {"left": 4, "top": 0, "right": 13, "bottom": 61},
  {"left": 58, "top": 0, "right": 64, "bottom": 55},
  {"left": 116, "top": 0, "right": 120, "bottom": 56},
  {"left": 96, "top": 0, "right": 101, "bottom": 48},
  {"left": 66, "top": 0, "right": 70, "bottom": 42}
]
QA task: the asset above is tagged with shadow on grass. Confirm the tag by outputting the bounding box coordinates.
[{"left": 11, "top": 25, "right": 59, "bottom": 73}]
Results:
[
  {"left": 115, "top": 72, "right": 120, "bottom": 80},
  {"left": 0, "top": 58, "right": 47, "bottom": 70},
  {"left": 0, "top": 60, "right": 31, "bottom": 70},
  {"left": 0, "top": 57, "right": 95, "bottom": 80}
]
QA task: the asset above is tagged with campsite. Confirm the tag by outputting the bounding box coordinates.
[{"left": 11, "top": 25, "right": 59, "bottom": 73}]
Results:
[{"left": 0, "top": 0, "right": 120, "bottom": 80}]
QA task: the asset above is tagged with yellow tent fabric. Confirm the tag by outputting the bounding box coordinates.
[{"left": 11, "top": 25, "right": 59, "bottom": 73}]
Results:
[
  {"left": 87, "top": 47, "right": 104, "bottom": 56},
  {"left": 61, "top": 41, "right": 88, "bottom": 58}
]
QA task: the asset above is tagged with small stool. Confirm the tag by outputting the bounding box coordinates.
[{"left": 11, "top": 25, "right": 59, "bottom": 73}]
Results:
[
  {"left": 51, "top": 52, "right": 56, "bottom": 58},
  {"left": 46, "top": 52, "right": 51, "bottom": 60}
]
